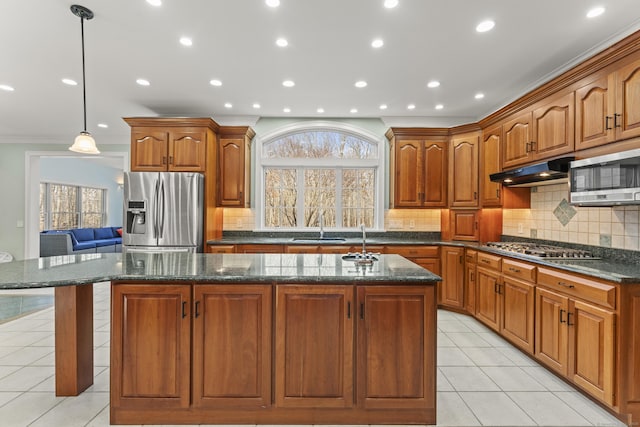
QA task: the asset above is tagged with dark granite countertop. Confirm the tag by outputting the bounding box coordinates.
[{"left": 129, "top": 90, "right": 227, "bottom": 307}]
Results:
[{"left": 0, "top": 252, "right": 441, "bottom": 290}]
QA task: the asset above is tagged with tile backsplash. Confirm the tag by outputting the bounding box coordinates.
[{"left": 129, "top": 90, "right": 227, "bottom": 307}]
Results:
[{"left": 503, "top": 183, "right": 640, "bottom": 251}]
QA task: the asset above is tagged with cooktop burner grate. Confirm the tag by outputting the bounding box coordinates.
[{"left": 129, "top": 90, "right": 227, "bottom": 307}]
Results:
[{"left": 485, "top": 242, "right": 596, "bottom": 259}]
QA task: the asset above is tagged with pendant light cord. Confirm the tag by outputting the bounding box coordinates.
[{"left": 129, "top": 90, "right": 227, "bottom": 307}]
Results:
[{"left": 80, "top": 15, "right": 87, "bottom": 133}]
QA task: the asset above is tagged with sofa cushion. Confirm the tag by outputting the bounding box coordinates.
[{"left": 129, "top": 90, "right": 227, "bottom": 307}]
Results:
[
  {"left": 71, "top": 228, "right": 95, "bottom": 242},
  {"left": 73, "top": 241, "right": 96, "bottom": 251},
  {"left": 94, "top": 238, "right": 120, "bottom": 247},
  {"left": 111, "top": 226, "right": 123, "bottom": 237},
  {"left": 95, "top": 227, "right": 116, "bottom": 240}
]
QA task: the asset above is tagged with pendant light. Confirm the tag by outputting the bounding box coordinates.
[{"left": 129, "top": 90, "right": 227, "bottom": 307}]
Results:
[{"left": 69, "top": 4, "right": 100, "bottom": 154}]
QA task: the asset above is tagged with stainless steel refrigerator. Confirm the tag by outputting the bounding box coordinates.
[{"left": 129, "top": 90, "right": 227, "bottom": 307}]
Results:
[{"left": 123, "top": 172, "right": 204, "bottom": 252}]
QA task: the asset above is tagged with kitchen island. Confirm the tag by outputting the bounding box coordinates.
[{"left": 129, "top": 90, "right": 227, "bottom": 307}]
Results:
[{"left": 0, "top": 252, "right": 441, "bottom": 425}]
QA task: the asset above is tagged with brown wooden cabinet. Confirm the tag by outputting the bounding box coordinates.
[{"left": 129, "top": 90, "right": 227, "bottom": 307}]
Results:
[
  {"left": 236, "top": 244, "right": 284, "bottom": 253},
  {"left": 449, "top": 132, "right": 479, "bottom": 207},
  {"left": 192, "top": 285, "right": 271, "bottom": 408},
  {"left": 386, "top": 129, "right": 448, "bottom": 208},
  {"left": 129, "top": 127, "right": 207, "bottom": 172},
  {"left": 111, "top": 283, "right": 192, "bottom": 410},
  {"left": 449, "top": 209, "right": 479, "bottom": 241},
  {"left": 464, "top": 249, "right": 477, "bottom": 314},
  {"left": 275, "top": 285, "right": 354, "bottom": 408},
  {"left": 475, "top": 265, "right": 502, "bottom": 331},
  {"left": 357, "top": 285, "right": 436, "bottom": 411},
  {"left": 218, "top": 126, "right": 255, "bottom": 207},
  {"left": 480, "top": 125, "right": 502, "bottom": 207},
  {"left": 391, "top": 246, "right": 440, "bottom": 275},
  {"left": 503, "top": 111, "right": 534, "bottom": 169},
  {"left": 439, "top": 246, "right": 464, "bottom": 309}
]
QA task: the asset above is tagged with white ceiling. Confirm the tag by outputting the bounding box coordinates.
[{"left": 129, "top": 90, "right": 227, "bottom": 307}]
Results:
[{"left": 2, "top": 0, "right": 640, "bottom": 144}]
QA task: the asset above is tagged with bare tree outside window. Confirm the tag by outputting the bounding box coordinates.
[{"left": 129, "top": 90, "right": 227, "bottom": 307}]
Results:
[
  {"left": 263, "top": 130, "right": 377, "bottom": 230},
  {"left": 40, "top": 183, "right": 106, "bottom": 230}
]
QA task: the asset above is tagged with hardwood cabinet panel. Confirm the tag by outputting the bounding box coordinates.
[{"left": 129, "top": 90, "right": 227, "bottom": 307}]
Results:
[
  {"left": 218, "top": 136, "right": 251, "bottom": 206},
  {"left": 480, "top": 125, "right": 502, "bottom": 207},
  {"left": 502, "top": 277, "right": 535, "bottom": 353},
  {"left": 537, "top": 267, "right": 616, "bottom": 309},
  {"left": 450, "top": 210, "right": 479, "bottom": 241},
  {"left": 169, "top": 130, "right": 206, "bottom": 171},
  {"left": 502, "top": 258, "right": 537, "bottom": 283},
  {"left": 475, "top": 267, "right": 501, "bottom": 332},
  {"left": 440, "top": 246, "right": 464, "bottom": 309},
  {"left": 192, "top": 285, "right": 271, "bottom": 408},
  {"left": 465, "top": 255, "right": 476, "bottom": 314},
  {"left": 450, "top": 134, "right": 479, "bottom": 207},
  {"left": 616, "top": 57, "right": 640, "bottom": 141},
  {"left": 111, "top": 284, "right": 191, "bottom": 409},
  {"left": 357, "top": 286, "right": 435, "bottom": 410},
  {"left": 576, "top": 75, "right": 612, "bottom": 149},
  {"left": 532, "top": 92, "right": 575, "bottom": 159},
  {"left": 503, "top": 112, "right": 533, "bottom": 168},
  {"left": 130, "top": 130, "right": 169, "bottom": 171},
  {"left": 395, "top": 140, "right": 422, "bottom": 207},
  {"left": 424, "top": 141, "right": 447, "bottom": 206},
  {"left": 206, "top": 245, "right": 235, "bottom": 254},
  {"left": 236, "top": 244, "right": 284, "bottom": 253},
  {"left": 535, "top": 287, "right": 569, "bottom": 376},
  {"left": 570, "top": 299, "right": 615, "bottom": 406},
  {"left": 275, "top": 285, "right": 354, "bottom": 408},
  {"left": 392, "top": 246, "right": 439, "bottom": 258}
]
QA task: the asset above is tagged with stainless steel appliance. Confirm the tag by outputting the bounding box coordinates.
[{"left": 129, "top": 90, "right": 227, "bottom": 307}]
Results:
[
  {"left": 123, "top": 172, "right": 204, "bottom": 252},
  {"left": 485, "top": 242, "right": 595, "bottom": 259},
  {"left": 489, "top": 157, "right": 573, "bottom": 186},
  {"left": 570, "top": 148, "right": 640, "bottom": 206}
]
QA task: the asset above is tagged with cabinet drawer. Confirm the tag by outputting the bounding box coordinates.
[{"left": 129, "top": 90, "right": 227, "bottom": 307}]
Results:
[
  {"left": 207, "top": 245, "right": 235, "bottom": 254},
  {"left": 502, "top": 258, "right": 536, "bottom": 282},
  {"left": 465, "top": 249, "right": 477, "bottom": 264},
  {"left": 391, "top": 245, "right": 439, "bottom": 258},
  {"left": 477, "top": 252, "right": 502, "bottom": 271},
  {"left": 537, "top": 267, "right": 616, "bottom": 309}
]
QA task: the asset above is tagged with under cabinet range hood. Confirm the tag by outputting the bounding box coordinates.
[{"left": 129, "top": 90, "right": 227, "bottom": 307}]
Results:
[{"left": 490, "top": 157, "right": 574, "bottom": 186}]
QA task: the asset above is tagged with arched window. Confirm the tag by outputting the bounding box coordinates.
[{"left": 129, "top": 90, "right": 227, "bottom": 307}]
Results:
[{"left": 255, "top": 122, "right": 385, "bottom": 231}]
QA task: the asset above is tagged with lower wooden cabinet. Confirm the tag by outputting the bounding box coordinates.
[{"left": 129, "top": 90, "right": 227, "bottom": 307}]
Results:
[
  {"left": 475, "top": 266, "right": 502, "bottom": 331},
  {"left": 501, "top": 276, "right": 535, "bottom": 353},
  {"left": 439, "top": 246, "right": 464, "bottom": 309}
]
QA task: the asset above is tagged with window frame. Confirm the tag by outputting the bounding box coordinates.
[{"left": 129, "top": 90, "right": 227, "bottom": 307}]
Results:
[
  {"left": 255, "top": 121, "right": 386, "bottom": 232},
  {"left": 40, "top": 181, "right": 108, "bottom": 231}
]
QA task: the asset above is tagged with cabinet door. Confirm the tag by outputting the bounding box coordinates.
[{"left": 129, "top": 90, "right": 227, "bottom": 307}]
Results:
[
  {"left": 532, "top": 92, "right": 575, "bottom": 159},
  {"left": 465, "top": 261, "right": 476, "bottom": 314},
  {"left": 218, "top": 138, "right": 247, "bottom": 206},
  {"left": 535, "top": 287, "right": 569, "bottom": 376},
  {"left": 475, "top": 267, "right": 501, "bottom": 331},
  {"left": 275, "top": 285, "right": 354, "bottom": 408},
  {"left": 111, "top": 284, "right": 191, "bottom": 409},
  {"left": 575, "top": 75, "right": 613, "bottom": 150},
  {"left": 236, "top": 244, "right": 284, "bottom": 253},
  {"left": 394, "top": 140, "right": 423, "bottom": 207},
  {"left": 357, "top": 285, "right": 436, "bottom": 410},
  {"left": 569, "top": 299, "right": 616, "bottom": 406},
  {"left": 450, "top": 210, "right": 479, "bottom": 241},
  {"left": 423, "top": 141, "right": 447, "bottom": 207},
  {"left": 130, "top": 130, "right": 169, "bottom": 171},
  {"left": 615, "top": 57, "right": 640, "bottom": 140},
  {"left": 501, "top": 277, "right": 535, "bottom": 354},
  {"left": 411, "top": 258, "right": 440, "bottom": 276},
  {"left": 169, "top": 130, "right": 206, "bottom": 171},
  {"left": 480, "top": 126, "right": 502, "bottom": 207},
  {"left": 440, "top": 246, "right": 464, "bottom": 309},
  {"left": 192, "top": 285, "right": 271, "bottom": 408},
  {"left": 503, "top": 112, "right": 533, "bottom": 168},
  {"left": 450, "top": 135, "right": 479, "bottom": 207}
]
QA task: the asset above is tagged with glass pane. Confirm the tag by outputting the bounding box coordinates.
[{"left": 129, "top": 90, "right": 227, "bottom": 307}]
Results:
[
  {"left": 341, "top": 169, "right": 375, "bottom": 228},
  {"left": 264, "top": 169, "right": 297, "bottom": 228},
  {"left": 304, "top": 169, "right": 336, "bottom": 227},
  {"left": 81, "top": 187, "right": 104, "bottom": 227},
  {"left": 39, "top": 183, "right": 46, "bottom": 231},
  {"left": 50, "top": 184, "right": 78, "bottom": 229},
  {"left": 265, "top": 131, "right": 376, "bottom": 159}
]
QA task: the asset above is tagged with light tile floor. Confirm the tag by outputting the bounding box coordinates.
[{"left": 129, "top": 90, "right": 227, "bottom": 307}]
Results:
[{"left": 0, "top": 283, "right": 627, "bottom": 427}]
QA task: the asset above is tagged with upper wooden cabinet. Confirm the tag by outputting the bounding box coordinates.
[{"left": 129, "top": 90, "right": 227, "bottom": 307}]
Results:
[
  {"left": 480, "top": 126, "right": 502, "bottom": 207},
  {"left": 217, "top": 126, "right": 255, "bottom": 207},
  {"left": 449, "top": 132, "right": 479, "bottom": 207},
  {"left": 576, "top": 56, "right": 640, "bottom": 150},
  {"left": 503, "top": 92, "right": 575, "bottom": 168},
  {"left": 386, "top": 129, "right": 448, "bottom": 208}
]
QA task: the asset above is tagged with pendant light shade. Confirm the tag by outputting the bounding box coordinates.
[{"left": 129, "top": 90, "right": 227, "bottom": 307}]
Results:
[{"left": 68, "top": 5, "right": 100, "bottom": 154}]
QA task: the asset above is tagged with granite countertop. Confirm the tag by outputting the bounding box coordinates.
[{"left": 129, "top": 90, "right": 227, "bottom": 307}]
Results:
[{"left": 0, "top": 252, "right": 441, "bottom": 290}]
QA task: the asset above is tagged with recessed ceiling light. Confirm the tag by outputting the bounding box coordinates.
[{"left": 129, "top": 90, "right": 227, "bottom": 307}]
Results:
[
  {"left": 0, "top": 84, "right": 15, "bottom": 92},
  {"left": 224, "top": 102, "right": 233, "bottom": 109},
  {"left": 146, "top": 0, "right": 161, "bottom": 6},
  {"left": 350, "top": 108, "right": 358, "bottom": 113},
  {"left": 97, "top": 123, "right": 108, "bottom": 128},
  {"left": 317, "top": 107, "right": 324, "bottom": 113},
  {"left": 355, "top": 80, "right": 367, "bottom": 88},
  {"left": 587, "top": 6, "right": 605, "bottom": 18},
  {"left": 475, "top": 93, "right": 485, "bottom": 99},
  {"left": 384, "top": 0, "right": 399, "bottom": 9},
  {"left": 209, "top": 79, "right": 222, "bottom": 86},
  {"left": 62, "top": 78, "right": 77, "bottom": 86},
  {"left": 379, "top": 104, "right": 388, "bottom": 110},
  {"left": 435, "top": 104, "right": 444, "bottom": 110},
  {"left": 407, "top": 104, "right": 416, "bottom": 110},
  {"left": 282, "top": 80, "right": 295, "bottom": 87},
  {"left": 283, "top": 107, "right": 291, "bottom": 113},
  {"left": 265, "top": 0, "right": 280, "bottom": 7},
  {"left": 371, "top": 38, "right": 384, "bottom": 48},
  {"left": 476, "top": 20, "right": 495, "bottom": 33},
  {"left": 136, "top": 78, "right": 150, "bottom": 86},
  {"left": 253, "top": 103, "right": 261, "bottom": 109},
  {"left": 179, "top": 37, "right": 193, "bottom": 47},
  {"left": 427, "top": 80, "right": 440, "bottom": 88},
  {"left": 276, "top": 38, "right": 288, "bottom": 47}
]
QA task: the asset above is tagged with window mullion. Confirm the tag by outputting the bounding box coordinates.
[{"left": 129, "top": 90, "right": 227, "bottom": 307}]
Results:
[
  {"left": 297, "top": 168, "right": 305, "bottom": 229},
  {"left": 335, "top": 170, "right": 343, "bottom": 228}
]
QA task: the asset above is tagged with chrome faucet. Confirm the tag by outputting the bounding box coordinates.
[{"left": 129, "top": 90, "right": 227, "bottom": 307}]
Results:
[
  {"left": 319, "top": 212, "right": 324, "bottom": 239},
  {"left": 361, "top": 223, "right": 367, "bottom": 255}
]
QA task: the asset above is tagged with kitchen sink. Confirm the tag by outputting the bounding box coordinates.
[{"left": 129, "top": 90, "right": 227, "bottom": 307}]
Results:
[
  {"left": 341, "top": 253, "right": 378, "bottom": 262},
  {"left": 291, "top": 237, "right": 347, "bottom": 243}
]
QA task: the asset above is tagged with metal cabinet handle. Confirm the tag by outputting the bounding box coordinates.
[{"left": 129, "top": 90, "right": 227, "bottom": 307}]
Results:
[
  {"left": 605, "top": 116, "right": 613, "bottom": 130},
  {"left": 530, "top": 141, "right": 537, "bottom": 151},
  {"left": 195, "top": 301, "right": 200, "bottom": 318},
  {"left": 560, "top": 309, "right": 566, "bottom": 324},
  {"left": 567, "top": 312, "right": 574, "bottom": 326},
  {"left": 182, "top": 301, "right": 187, "bottom": 319},
  {"left": 496, "top": 188, "right": 500, "bottom": 198},
  {"left": 162, "top": 156, "right": 167, "bottom": 165},
  {"left": 360, "top": 303, "right": 364, "bottom": 320},
  {"left": 614, "top": 113, "right": 621, "bottom": 128},
  {"left": 169, "top": 155, "right": 173, "bottom": 165},
  {"left": 509, "top": 267, "right": 521, "bottom": 273},
  {"left": 347, "top": 302, "right": 351, "bottom": 319},
  {"left": 481, "top": 259, "right": 491, "bottom": 264},
  {"left": 557, "top": 281, "right": 575, "bottom": 289}
]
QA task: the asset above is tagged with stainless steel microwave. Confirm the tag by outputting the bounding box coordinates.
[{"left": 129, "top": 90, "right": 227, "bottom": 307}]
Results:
[{"left": 570, "top": 148, "right": 640, "bottom": 206}]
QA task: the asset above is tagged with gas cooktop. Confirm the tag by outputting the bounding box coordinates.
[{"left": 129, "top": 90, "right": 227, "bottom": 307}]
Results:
[{"left": 485, "top": 242, "right": 597, "bottom": 259}]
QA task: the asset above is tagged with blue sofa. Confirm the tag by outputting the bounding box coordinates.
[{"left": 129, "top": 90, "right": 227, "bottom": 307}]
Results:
[{"left": 40, "top": 227, "right": 122, "bottom": 257}]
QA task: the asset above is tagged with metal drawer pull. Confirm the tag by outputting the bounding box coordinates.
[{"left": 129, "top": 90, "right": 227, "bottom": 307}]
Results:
[
  {"left": 560, "top": 309, "right": 566, "bottom": 324},
  {"left": 557, "top": 281, "right": 575, "bottom": 289},
  {"left": 567, "top": 312, "right": 574, "bottom": 326},
  {"left": 481, "top": 259, "right": 491, "bottom": 264},
  {"left": 509, "top": 267, "right": 521, "bottom": 273}
]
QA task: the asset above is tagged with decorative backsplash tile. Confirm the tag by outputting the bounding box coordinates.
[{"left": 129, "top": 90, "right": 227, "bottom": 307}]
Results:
[{"left": 553, "top": 198, "right": 576, "bottom": 226}]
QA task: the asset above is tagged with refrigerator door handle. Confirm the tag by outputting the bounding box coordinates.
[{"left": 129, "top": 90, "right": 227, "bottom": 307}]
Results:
[
  {"left": 153, "top": 178, "right": 160, "bottom": 239},
  {"left": 159, "top": 179, "right": 166, "bottom": 238}
]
